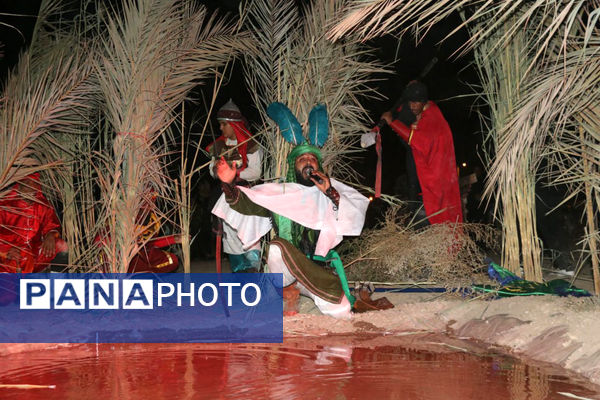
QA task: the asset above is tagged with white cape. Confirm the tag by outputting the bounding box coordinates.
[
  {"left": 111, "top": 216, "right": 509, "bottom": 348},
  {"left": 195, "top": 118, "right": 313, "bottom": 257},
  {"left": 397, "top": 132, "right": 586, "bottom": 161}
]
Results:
[{"left": 211, "top": 179, "right": 369, "bottom": 257}]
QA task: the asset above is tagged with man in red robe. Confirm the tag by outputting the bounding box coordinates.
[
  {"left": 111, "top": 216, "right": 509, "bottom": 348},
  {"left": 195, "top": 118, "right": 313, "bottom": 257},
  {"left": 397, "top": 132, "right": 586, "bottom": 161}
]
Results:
[
  {"left": 0, "top": 174, "right": 68, "bottom": 273},
  {"left": 94, "top": 196, "right": 181, "bottom": 273},
  {"left": 381, "top": 81, "right": 463, "bottom": 225},
  {"left": 126, "top": 210, "right": 180, "bottom": 273}
]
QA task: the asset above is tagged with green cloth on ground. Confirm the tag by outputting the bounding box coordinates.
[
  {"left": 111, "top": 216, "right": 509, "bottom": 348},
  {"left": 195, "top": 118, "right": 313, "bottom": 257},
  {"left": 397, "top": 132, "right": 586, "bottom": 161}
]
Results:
[{"left": 472, "top": 261, "right": 590, "bottom": 297}]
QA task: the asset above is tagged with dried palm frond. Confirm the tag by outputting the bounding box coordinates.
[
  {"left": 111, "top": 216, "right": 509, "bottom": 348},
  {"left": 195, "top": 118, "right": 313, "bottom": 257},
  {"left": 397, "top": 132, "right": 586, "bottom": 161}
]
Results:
[
  {"left": 32, "top": 1, "right": 103, "bottom": 270},
  {"left": 472, "top": 13, "right": 544, "bottom": 281},
  {"left": 469, "top": 3, "right": 600, "bottom": 289},
  {"left": 329, "top": 0, "right": 598, "bottom": 67},
  {"left": 177, "top": 71, "right": 234, "bottom": 272},
  {"left": 245, "top": 0, "right": 388, "bottom": 181},
  {"left": 492, "top": 43, "right": 600, "bottom": 290},
  {"left": 0, "top": 0, "right": 95, "bottom": 200},
  {"left": 93, "top": 0, "right": 252, "bottom": 272}
]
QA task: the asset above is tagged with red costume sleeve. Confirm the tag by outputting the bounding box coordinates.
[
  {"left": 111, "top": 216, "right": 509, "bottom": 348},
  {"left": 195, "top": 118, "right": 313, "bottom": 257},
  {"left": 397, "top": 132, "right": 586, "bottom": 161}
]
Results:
[
  {"left": 39, "top": 202, "right": 61, "bottom": 237},
  {"left": 0, "top": 187, "right": 63, "bottom": 272},
  {"left": 148, "top": 235, "right": 178, "bottom": 248},
  {"left": 389, "top": 120, "right": 411, "bottom": 143}
]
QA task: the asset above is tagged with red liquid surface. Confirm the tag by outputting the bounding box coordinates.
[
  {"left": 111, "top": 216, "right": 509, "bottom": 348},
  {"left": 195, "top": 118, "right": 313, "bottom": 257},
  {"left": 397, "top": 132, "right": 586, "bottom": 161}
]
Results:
[{"left": 0, "top": 335, "right": 598, "bottom": 400}]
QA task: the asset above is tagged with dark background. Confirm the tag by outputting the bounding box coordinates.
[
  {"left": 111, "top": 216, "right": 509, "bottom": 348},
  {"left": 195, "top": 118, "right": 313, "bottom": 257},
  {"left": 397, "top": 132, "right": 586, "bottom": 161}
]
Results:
[{"left": 0, "top": 1, "right": 484, "bottom": 223}]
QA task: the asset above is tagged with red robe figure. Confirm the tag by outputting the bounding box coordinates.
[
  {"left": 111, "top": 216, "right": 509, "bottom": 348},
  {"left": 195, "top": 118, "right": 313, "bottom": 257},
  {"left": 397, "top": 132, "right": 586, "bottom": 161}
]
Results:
[
  {"left": 382, "top": 81, "right": 463, "bottom": 225},
  {"left": 127, "top": 210, "right": 180, "bottom": 273},
  {"left": 0, "top": 174, "right": 68, "bottom": 273},
  {"left": 95, "top": 195, "right": 180, "bottom": 273}
]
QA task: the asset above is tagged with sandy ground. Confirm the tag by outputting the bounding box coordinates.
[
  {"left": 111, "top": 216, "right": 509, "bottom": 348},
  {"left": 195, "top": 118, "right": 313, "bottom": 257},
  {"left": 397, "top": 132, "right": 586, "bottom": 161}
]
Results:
[{"left": 2, "top": 259, "right": 599, "bottom": 389}]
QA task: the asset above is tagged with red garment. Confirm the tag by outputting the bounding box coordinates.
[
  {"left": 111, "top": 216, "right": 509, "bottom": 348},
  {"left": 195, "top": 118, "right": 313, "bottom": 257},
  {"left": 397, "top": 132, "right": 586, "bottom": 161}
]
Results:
[
  {"left": 0, "top": 174, "right": 63, "bottom": 272},
  {"left": 95, "top": 230, "right": 179, "bottom": 273},
  {"left": 206, "top": 121, "right": 253, "bottom": 172},
  {"left": 390, "top": 102, "right": 463, "bottom": 224},
  {"left": 128, "top": 236, "right": 179, "bottom": 273}
]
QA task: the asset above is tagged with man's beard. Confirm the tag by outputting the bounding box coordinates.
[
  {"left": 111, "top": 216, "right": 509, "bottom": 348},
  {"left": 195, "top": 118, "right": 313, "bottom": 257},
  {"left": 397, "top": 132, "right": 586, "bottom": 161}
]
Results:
[{"left": 295, "top": 168, "right": 315, "bottom": 187}]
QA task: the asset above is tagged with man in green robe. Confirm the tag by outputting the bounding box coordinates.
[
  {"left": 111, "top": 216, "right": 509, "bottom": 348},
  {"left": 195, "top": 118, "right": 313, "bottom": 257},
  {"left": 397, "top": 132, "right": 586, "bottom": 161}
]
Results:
[{"left": 212, "top": 144, "right": 370, "bottom": 319}]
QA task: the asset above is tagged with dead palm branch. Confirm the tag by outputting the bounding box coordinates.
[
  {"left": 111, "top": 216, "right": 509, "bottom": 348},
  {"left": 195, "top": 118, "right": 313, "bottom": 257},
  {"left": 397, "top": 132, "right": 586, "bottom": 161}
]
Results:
[
  {"left": 472, "top": 5, "right": 600, "bottom": 288},
  {"left": 245, "top": 0, "right": 387, "bottom": 182},
  {"left": 329, "top": 0, "right": 597, "bottom": 67},
  {"left": 493, "top": 42, "right": 600, "bottom": 291},
  {"left": 0, "top": 0, "right": 94, "bottom": 201},
  {"left": 30, "top": 1, "right": 104, "bottom": 270},
  {"left": 93, "top": 0, "right": 253, "bottom": 272},
  {"left": 472, "top": 13, "right": 544, "bottom": 281}
]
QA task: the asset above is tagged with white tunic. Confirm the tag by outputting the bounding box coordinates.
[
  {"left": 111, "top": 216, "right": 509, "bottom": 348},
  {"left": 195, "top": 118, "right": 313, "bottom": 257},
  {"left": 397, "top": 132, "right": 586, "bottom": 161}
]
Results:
[{"left": 212, "top": 179, "right": 370, "bottom": 257}]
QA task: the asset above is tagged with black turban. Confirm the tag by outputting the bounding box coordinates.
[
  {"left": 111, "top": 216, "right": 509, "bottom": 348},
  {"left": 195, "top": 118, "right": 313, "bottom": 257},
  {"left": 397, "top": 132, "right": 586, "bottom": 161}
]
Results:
[{"left": 402, "top": 81, "right": 428, "bottom": 102}]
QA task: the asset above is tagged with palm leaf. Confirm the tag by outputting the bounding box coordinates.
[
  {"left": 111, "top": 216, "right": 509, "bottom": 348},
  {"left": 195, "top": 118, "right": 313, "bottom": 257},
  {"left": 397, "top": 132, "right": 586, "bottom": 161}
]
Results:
[
  {"left": 245, "top": 0, "right": 388, "bottom": 181},
  {"left": 93, "top": 0, "right": 250, "bottom": 272}
]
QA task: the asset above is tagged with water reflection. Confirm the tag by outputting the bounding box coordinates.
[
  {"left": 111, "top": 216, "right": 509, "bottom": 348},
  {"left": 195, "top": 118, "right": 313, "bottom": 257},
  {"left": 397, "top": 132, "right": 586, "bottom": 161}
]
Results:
[{"left": 0, "top": 335, "right": 597, "bottom": 400}]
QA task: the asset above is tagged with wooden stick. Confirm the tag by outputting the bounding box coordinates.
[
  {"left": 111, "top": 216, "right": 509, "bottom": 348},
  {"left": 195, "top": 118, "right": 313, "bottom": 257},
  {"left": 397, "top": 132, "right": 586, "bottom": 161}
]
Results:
[{"left": 0, "top": 384, "right": 56, "bottom": 389}]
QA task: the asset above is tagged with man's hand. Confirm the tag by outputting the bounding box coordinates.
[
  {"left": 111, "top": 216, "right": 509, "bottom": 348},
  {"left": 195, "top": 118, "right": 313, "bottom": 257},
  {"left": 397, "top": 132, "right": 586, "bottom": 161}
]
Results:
[
  {"left": 309, "top": 170, "right": 331, "bottom": 194},
  {"left": 380, "top": 111, "right": 393, "bottom": 125},
  {"left": 216, "top": 156, "right": 237, "bottom": 184},
  {"left": 41, "top": 233, "right": 56, "bottom": 258},
  {"left": 6, "top": 247, "right": 21, "bottom": 261}
]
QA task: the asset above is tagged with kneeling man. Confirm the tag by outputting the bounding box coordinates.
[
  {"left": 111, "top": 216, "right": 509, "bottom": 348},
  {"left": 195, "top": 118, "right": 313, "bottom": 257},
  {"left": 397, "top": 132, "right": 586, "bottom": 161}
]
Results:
[{"left": 213, "top": 143, "right": 369, "bottom": 319}]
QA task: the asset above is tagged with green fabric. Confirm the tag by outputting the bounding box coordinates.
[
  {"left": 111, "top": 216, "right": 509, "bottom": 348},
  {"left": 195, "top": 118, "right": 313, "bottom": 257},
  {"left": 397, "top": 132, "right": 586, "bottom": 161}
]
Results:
[
  {"left": 285, "top": 144, "right": 323, "bottom": 183},
  {"left": 473, "top": 280, "right": 590, "bottom": 297},
  {"left": 277, "top": 144, "right": 323, "bottom": 247},
  {"left": 273, "top": 238, "right": 345, "bottom": 304},
  {"left": 472, "top": 261, "right": 591, "bottom": 297},
  {"left": 228, "top": 250, "right": 261, "bottom": 272},
  {"left": 275, "top": 213, "right": 292, "bottom": 244},
  {"left": 311, "top": 250, "right": 356, "bottom": 306}
]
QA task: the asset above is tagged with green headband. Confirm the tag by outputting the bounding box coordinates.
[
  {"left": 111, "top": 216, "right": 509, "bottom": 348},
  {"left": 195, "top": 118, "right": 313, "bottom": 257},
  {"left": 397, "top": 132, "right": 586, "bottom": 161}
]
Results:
[{"left": 286, "top": 144, "right": 323, "bottom": 183}]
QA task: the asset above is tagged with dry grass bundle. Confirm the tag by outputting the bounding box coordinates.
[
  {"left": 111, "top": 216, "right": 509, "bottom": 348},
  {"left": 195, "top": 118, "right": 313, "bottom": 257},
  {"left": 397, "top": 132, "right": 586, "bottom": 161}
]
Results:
[{"left": 341, "top": 206, "right": 499, "bottom": 290}]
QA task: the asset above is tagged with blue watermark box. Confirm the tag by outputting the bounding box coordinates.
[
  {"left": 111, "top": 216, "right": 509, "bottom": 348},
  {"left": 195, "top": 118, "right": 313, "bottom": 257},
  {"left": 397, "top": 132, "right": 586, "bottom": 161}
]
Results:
[{"left": 0, "top": 273, "right": 283, "bottom": 343}]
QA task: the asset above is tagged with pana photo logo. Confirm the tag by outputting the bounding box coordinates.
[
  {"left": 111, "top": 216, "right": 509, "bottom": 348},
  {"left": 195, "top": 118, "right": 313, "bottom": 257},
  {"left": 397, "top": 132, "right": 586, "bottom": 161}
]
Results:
[
  {"left": 2, "top": 273, "right": 282, "bottom": 343},
  {"left": 20, "top": 278, "right": 261, "bottom": 310}
]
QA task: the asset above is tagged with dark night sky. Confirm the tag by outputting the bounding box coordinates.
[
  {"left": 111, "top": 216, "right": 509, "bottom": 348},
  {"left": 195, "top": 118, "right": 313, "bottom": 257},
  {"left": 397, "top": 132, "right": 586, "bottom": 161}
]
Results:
[
  {"left": 0, "top": 1, "right": 484, "bottom": 193},
  {"left": 0, "top": 2, "right": 41, "bottom": 80}
]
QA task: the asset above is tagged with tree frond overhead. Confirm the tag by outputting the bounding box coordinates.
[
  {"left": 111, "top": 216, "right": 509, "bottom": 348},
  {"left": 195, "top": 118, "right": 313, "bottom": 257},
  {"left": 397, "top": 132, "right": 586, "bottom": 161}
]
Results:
[
  {"left": 0, "top": 38, "right": 94, "bottom": 198},
  {"left": 245, "top": 0, "right": 388, "bottom": 182},
  {"left": 329, "top": 0, "right": 600, "bottom": 68}
]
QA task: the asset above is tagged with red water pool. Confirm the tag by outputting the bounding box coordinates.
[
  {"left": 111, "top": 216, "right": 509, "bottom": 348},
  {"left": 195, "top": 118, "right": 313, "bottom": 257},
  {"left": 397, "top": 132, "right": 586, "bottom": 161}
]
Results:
[{"left": 0, "top": 335, "right": 597, "bottom": 399}]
